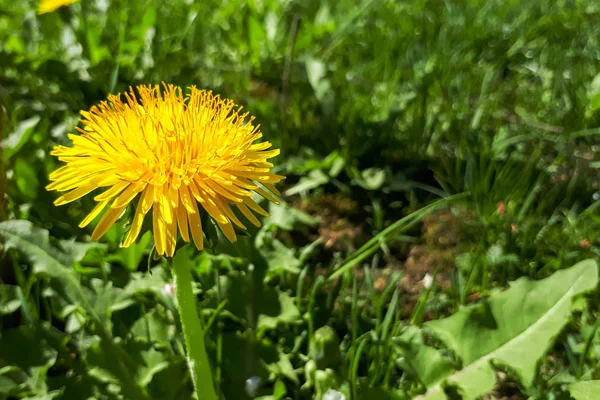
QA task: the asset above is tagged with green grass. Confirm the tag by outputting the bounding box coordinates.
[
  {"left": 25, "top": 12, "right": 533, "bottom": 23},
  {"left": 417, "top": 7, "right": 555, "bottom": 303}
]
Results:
[{"left": 2, "top": 0, "right": 600, "bottom": 399}]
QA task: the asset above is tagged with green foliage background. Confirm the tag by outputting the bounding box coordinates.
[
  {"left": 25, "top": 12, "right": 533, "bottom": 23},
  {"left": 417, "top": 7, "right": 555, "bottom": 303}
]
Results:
[{"left": 2, "top": 0, "right": 600, "bottom": 399}]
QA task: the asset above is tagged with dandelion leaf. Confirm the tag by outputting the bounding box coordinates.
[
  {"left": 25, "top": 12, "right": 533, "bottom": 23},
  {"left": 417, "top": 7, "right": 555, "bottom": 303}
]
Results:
[{"left": 415, "top": 259, "right": 598, "bottom": 400}]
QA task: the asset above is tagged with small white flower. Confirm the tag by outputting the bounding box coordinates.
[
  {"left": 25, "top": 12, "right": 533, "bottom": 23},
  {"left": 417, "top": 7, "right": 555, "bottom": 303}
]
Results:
[
  {"left": 422, "top": 273, "right": 434, "bottom": 289},
  {"left": 245, "top": 376, "right": 262, "bottom": 397},
  {"left": 323, "top": 389, "right": 346, "bottom": 400},
  {"left": 162, "top": 283, "right": 174, "bottom": 297}
]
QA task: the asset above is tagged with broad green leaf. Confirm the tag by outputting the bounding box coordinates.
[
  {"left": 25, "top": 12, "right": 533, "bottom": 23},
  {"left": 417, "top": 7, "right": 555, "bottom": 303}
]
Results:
[
  {"left": 2, "top": 116, "right": 40, "bottom": 162},
  {"left": 354, "top": 168, "right": 386, "bottom": 191},
  {"left": 589, "top": 72, "right": 600, "bottom": 111},
  {"left": 107, "top": 231, "right": 152, "bottom": 271},
  {"left": 145, "top": 360, "right": 188, "bottom": 400},
  {"left": 257, "top": 290, "right": 301, "bottom": 333},
  {"left": 88, "top": 278, "right": 127, "bottom": 328},
  {"left": 273, "top": 379, "right": 287, "bottom": 399},
  {"left": 14, "top": 158, "right": 39, "bottom": 200},
  {"left": 136, "top": 348, "right": 171, "bottom": 388},
  {"left": 265, "top": 351, "right": 299, "bottom": 385},
  {"left": 0, "top": 220, "right": 101, "bottom": 317},
  {"left": 220, "top": 331, "right": 277, "bottom": 400},
  {"left": 358, "top": 386, "right": 402, "bottom": 400},
  {"left": 123, "top": 268, "right": 170, "bottom": 298},
  {"left": 284, "top": 170, "right": 329, "bottom": 196},
  {"left": 0, "top": 373, "right": 21, "bottom": 396},
  {"left": 256, "top": 378, "right": 287, "bottom": 400},
  {"left": 306, "top": 57, "right": 331, "bottom": 104},
  {"left": 0, "top": 285, "right": 21, "bottom": 315},
  {"left": 418, "top": 259, "right": 598, "bottom": 400},
  {"left": 131, "top": 309, "right": 172, "bottom": 345},
  {"left": 259, "top": 238, "right": 302, "bottom": 281},
  {"left": 568, "top": 380, "right": 600, "bottom": 400},
  {"left": 0, "top": 326, "right": 57, "bottom": 396},
  {"left": 0, "top": 220, "right": 149, "bottom": 399},
  {"left": 22, "top": 391, "right": 63, "bottom": 399},
  {"left": 248, "top": 15, "right": 266, "bottom": 65},
  {"left": 395, "top": 326, "right": 456, "bottom": 388},
  {"left": 265, "top": 203, "right": 318, "bottom": 231}
]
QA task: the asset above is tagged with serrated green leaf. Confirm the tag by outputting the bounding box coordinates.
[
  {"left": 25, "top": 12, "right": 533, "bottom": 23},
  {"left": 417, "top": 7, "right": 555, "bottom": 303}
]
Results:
[
  {"left": 89, "top": 278, "right": 126, "bottom": 328},
  {"left": 418, "top": 259, "right": 598, "bottom": 400},
  {"left": 0, "top": 326, "right": 57, "bottom": 396},
  {"left": 0, "top": 220, "right": 101, "bottom": 318},
  {"left": 131, "top": 309, "right": 172, "bottom": 345},
  {"left": 123, "top": 268, "right": 170, "bottom": 298},
  {"left": 0, "top": 220, "right": 150, "bottom": 399},
  {"left": 136, "top": 348, "right": 170, "bottom": 388},
  {"left": 257, "top": 290, "right": 301, "bottom": 333},
  {"left": 395, "top": 326, "right": 456, "bottom": 388},
  {"left": 145, "top": 359, "right": 188, "bottom": 400},
  {"left": 265, "top": 351, "right": 299, "bottom": 385},
  {"left": 259, "top": 238, "right": 301, "bottom": 281}
]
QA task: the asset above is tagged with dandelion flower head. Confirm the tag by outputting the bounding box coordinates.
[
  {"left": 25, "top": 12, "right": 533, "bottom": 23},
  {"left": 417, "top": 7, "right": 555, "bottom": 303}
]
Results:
[
  {"left": 39, "top": 0, "right": 78, "bottom": 14},
  {"left": 47, "top": 84, "right": 283, "bottom": 256}
]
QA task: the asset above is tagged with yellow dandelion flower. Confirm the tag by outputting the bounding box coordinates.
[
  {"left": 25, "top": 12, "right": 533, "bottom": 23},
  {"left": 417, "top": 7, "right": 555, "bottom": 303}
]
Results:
[
  {"left": 39, "top": 0, "right": 77, "bottom": 14},
  {"left": 47, "top": 84, "right": 284, "bottom": 257}
]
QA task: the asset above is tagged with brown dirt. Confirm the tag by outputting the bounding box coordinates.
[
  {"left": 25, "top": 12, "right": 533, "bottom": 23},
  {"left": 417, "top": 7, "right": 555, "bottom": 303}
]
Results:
[
  {"left": 397, "top": 208, "right": 465, "bottom": 317},
  {"left": 483, "top": 372, "right": 526, "bottom": 400},
  {"left": 294, "top": 193, "right": 366, "bottom": 252},
  {"left": 294, "top": 194, "right": 470, "bottom": 319}
]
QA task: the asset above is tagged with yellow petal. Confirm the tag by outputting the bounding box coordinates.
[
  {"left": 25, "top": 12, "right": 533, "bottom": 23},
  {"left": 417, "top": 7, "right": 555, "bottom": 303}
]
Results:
[
  {"left": 153, "top": 184, "right": 163, "bottom": 203},
  {"left": 165, "top": 214, "right": 177, "bottom": 257},
  {"left": 188, "top": 200, "right": 204, "bottom": 251},
  {"left": 79, "top": 199, "right": 110, "bottom": 228},
  {"left": 216, "top": 218, "right": 236, "bottom": 243},
  {"left": 48, "top": 165, "right": 71, "bottom": 180},
  {"left": 228, "top": 176, "right": 258, "bottom": 190},
  {"left": 249, "top": 141, "right": 272, "bottom": 151},
  {"left": 176, "top": 204, "right": 190, "bottom": 243},
  {"left": 122, "top": 186, "right": 153, "bottom": 248},
  {"left": 94, "top": 181, "right": 130, "bottom": 201},
  {"left": 91, "top": 205, "right": 126, "bottom": 241},
  {"left": 263, "top": 182, "right": 281, "bottom": 196},
  {"left": 140, "top": 184, "right": 155, "bottom": 214},
  {"left": 159, "top": 194, "right": 174, "bottom": 224},
  {"left": 112, "top": 181, "right": 147, "bottom": 209},
  {"left": 178, "top": 184, "right": 196, "bottom": 214},
  {"left": 153, "top": 206, "right": 165, "bottom": 256},
  {"left": 205, "top": 179, "right": 243, "bottom": 203},
  {"left": 194, "top": 176, "right": 216, "bottom": 196},
  {"left": 191, "top": 181, "right": 228, "bottom": 224},
  {"left": 167, "top": 184, "right": 179, "bottom": 208},
  {"left": 54, "top": 183, "right": 97, "bottom": 206},
  {"left": 237, "top": 203, "right": 260, "bottom": 227},
  {"left": 200, "top": 196, "right": 228, "bottom": 225},
  {"left": 254, "top": 186, "right": 280, "bottom": 205},
  {"left": 213, "top": 196, "right": 246, "bottom": 230},
  {"left": 243, "top": 198, "right": 269, "bottom": 217}
]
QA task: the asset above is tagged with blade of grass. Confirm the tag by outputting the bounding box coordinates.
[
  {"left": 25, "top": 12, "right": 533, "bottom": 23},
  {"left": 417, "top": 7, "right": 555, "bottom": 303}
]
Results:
[{"left": 329, "top": 193, "right": 468, "bottom": 281}]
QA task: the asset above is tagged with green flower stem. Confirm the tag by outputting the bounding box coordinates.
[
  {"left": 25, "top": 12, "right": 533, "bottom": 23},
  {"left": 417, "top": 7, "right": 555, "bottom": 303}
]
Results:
[{"left": 171, "top": 250, "right": 219, "bottom": 400}]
